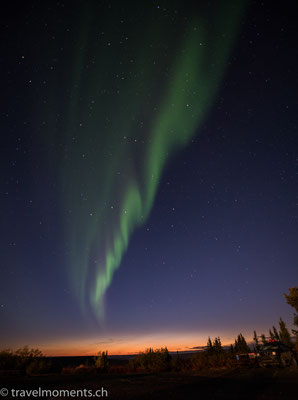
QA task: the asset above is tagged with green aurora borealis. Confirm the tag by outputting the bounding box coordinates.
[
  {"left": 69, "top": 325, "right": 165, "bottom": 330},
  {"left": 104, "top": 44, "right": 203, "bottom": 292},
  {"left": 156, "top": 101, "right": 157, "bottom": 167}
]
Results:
[{"left": 59, "top": 2, "right": 245, "bottom": 321}]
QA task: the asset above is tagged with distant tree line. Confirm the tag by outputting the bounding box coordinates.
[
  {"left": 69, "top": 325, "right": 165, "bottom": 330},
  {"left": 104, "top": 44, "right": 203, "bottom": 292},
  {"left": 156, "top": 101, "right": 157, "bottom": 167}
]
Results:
[{"left": 1, "top": 287, "right": 297, "bottom": 375}]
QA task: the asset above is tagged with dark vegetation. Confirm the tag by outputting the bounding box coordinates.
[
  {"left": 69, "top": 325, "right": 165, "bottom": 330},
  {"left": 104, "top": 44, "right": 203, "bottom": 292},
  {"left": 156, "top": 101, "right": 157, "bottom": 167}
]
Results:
[
  {"left": 1, "top": 318, "right": 296, "bottom": 376},
  {"left": 0, "top": 345, "right": 50, "bottom": 376},
  {"left": 1, "top": 288, "right": 298, "bottom": 399}
]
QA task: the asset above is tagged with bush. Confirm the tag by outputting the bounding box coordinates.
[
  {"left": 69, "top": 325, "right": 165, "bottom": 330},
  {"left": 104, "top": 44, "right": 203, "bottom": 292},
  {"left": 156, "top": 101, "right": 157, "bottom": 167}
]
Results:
[
  {"left": 15, "top": 346, "right": 43, "bottom": 372},
  {"left": 191, "top": 350, "right": 233, "bottom": 370},
  {"left": 94, "top": 351, "right": 109, "bottom": 372},
  {"left": 0, "top": 346, "right": 44, "bottom": 374},
  {"left": 0, "top": 350, "right": 16, "bottom": 370},
  {"left": 133, "top": 347, "right": 171, "bottom": 372},
  {"left": 191, "top": 351, "right": 209, "bottom": 370},
  {"left": 26, "top": 359, "right": 50, "bottom": 376},
  {"left": 171, "top": 354, "right": 190, "bottom": 372}
]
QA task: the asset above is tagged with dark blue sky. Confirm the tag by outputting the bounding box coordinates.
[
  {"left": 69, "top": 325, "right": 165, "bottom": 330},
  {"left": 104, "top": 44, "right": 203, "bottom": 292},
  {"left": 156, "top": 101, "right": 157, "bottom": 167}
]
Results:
[{"left": 1, "top": 0, "right": 298, "bottom": 354}]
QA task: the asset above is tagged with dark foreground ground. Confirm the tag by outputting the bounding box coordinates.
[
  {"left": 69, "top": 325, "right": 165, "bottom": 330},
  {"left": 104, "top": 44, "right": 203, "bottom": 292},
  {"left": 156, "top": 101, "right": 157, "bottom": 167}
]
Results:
[{"left": 1, "top": 368, "right": 298, "bottom": 399}]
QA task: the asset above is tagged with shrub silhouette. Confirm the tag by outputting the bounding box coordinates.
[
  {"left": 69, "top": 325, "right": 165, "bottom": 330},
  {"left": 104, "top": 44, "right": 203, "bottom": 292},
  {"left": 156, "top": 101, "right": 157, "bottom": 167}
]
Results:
[
  {"left": 191, "top": 350, "right": 233, "bottom": 370},
  {"left": 0, "top": 349, "right": 16, "bottom": 370},
  {"left": 133, "top": 347, "right": 171, "bottom": 372},
  {"left": 191, "top": 337, "right": 232, "bottom": 370},
  {"left": 0, "top": 346, "right": 45, "bottom": 374},
  {"left": 94, "top": 351, "right": 109, "bottom": 372},
  {"left": 171, "top": 352, "right": 190, "bottom": 372},
  {"left": 25, "top": 359, "right": 49, "bottom": 376},
  {"left": 15, "top": 346, "right": 43, "bottom": 373}
]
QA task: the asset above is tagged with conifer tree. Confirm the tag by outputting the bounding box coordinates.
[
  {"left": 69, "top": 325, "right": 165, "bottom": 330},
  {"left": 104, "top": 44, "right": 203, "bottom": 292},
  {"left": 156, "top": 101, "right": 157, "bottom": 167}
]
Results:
[
  {"left": 279, "top": 318, "right": 292, "bottom": 347},
  {"left": 269, "top": 329, "right": 275, "bottom": 340},
  {"left": 272, "top": 326, "right": 280, "bottom": 341},
  {"left": 207, "top": 337, "right": 213, "bottom": 353},
  {"left": 284, "top": 287, "right": 298, "bottom": 353},
  {"left": 213, "top": 337, "right": 223, "bottom": 353},
  {"left": 284, "top": 287, "right": 298, "bottom": 335},
  {"left": 253, "top": 331, "right": 261, "bottom": 353},
  {"left": 261, "top": 334, "right": 267, "bottom": 345},
  {"left": 234, "top": 333, "right": 250, "bottom": 354}
]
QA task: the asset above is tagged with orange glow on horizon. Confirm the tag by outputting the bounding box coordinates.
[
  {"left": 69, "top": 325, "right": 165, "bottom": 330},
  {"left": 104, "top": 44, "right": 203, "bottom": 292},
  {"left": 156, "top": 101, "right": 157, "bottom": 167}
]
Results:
[{"left": 14, "top": 329, "right": 255, "bottom": 357}]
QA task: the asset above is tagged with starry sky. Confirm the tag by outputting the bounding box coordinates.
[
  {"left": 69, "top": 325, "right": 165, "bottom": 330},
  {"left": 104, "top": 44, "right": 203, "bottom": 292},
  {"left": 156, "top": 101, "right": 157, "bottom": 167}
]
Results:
[{"left": 1, "top": 1, "right": 298, "bottom": 355}]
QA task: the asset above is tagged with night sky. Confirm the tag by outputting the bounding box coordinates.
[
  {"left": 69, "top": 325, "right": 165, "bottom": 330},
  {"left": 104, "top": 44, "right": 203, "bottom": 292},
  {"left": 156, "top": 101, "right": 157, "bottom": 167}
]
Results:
[{"left": 1, "top": 1, "right": 298, "bottom": 355}]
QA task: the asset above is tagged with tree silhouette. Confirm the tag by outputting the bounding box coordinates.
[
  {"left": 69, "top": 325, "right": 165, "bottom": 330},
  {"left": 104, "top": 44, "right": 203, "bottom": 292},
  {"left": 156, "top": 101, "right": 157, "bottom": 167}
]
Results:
[
  {"left": 234, "top": 333, "right": 250, "bottom": 354},
  {"left": 272, "top": 326, "right": 280, "bottom": 340},
  {"left": 213, "top": 337, "right": 223, "bottom": 354},
  {"left": 284, "top": 287, "right": 298, "bottom": 335},
  {"left": 94, "top": 351, "right": 109, "bottom": 371},
  {"left": 206, "top": 337, "right": 213, "bottom": 353},
  {"left": 269, "top": 329, "right": 275, "bottom": 340},
  {"left": 253, "top": 331, "right": 261, "bottom": 353},
  {"left": 279, "top": 318, "right": 292, "bottom": 347},
  {"left": 261, "top": 333, "right": 267, "bottom": 345}
]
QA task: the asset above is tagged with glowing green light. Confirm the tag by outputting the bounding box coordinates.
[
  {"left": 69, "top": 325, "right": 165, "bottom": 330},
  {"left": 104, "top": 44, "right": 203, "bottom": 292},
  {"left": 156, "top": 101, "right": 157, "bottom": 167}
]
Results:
[{"left": 58, "top": 2, "right": 245, "bottom": 321}]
